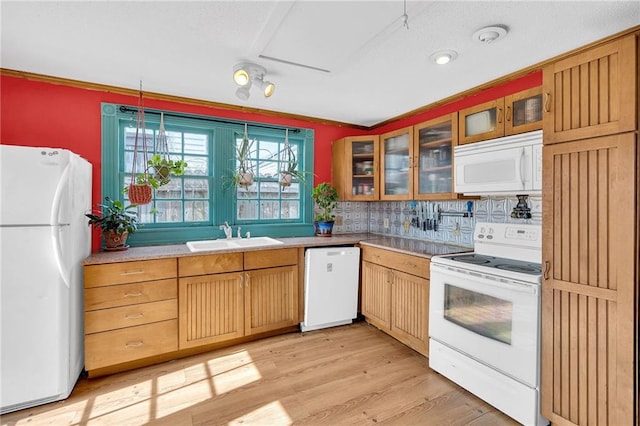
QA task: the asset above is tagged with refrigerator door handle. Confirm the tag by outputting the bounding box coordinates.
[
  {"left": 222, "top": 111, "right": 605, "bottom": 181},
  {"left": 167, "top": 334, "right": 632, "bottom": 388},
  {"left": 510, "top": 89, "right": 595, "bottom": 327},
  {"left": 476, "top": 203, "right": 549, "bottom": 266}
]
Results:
[
  {"left": 52, "top": 225, "right": 71, "bottom": 288},
  {"left": 51, "top": 161, "right": 71, "bottom": 225}
]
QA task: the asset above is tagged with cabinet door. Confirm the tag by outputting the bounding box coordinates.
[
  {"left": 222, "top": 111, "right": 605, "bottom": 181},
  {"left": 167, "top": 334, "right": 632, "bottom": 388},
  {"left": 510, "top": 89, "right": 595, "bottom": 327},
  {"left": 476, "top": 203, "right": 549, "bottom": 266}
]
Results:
[
  {"left": 332, "top": 136, "right": 379, "bottom": 201},
  {"left": 380, "top": 126, "right": 414, "bottom": 200},
  {"left": 505, "top": 86, "right": 543, "bottom": 135},
  {"left": 458, "top": 98, "right": 505, "bottom": 144},
  {"left": 541, "top": 133, "right": 637, "bottom": 425},
  {"left": 391, "top": 270, "right": 429, "bottom": 356},
  {"left": 178, "top": 272, "right": 244, "bottom": 349},
  {"left": 245, "top": 265, "right": 298, "bottom": 335},
  {"left": 413, "top": 114, "right": 457, "bottom": 200},
  {"left": 361, "top": 261, "right": 392, "bottom": 331},
  {"left": 543, "top": 34, "right": 636, "bottom": 144}
]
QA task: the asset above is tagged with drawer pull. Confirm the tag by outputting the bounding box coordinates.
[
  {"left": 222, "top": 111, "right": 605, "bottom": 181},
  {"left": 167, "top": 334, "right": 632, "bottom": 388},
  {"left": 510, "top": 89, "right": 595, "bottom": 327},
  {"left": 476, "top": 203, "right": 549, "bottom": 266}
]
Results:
[
  {"left": 404, "top": 261, "right": 417, "bottom": 268},
  {"left": 125, "top": 313, "right": 144, "bottom": 319},
  {"left": 124, "top": 292, "right": 143, "bottom": 298},
  {"left": 121, "top": 270, "right": 146, "bottom": 276},
  {"left": 125, "top": 340, "right": 144, "bottom": 348}
]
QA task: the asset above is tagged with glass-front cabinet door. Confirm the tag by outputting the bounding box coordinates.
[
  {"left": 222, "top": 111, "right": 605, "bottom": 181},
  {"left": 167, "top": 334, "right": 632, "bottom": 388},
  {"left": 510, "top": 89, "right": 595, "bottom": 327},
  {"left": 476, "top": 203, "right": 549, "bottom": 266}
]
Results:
[
  {"left": 380, "top": 126, "right": 413, "bottom": 200},
  {"left": 504, "top": 86, "right": 543, "bottom": 135},
  {"left": 331, "top": 135, "right": 379, "bottom": 201},
  {"left": 413, "top": 114, "right": 458, "bottom": 200},
  {"left": 458, "top": 98, "right": 505, "bottom": 145}
]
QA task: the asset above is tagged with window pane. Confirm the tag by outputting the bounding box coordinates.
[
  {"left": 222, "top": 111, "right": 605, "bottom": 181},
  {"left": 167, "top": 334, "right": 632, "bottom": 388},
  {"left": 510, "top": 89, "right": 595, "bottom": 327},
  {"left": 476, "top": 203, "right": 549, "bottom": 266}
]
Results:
[
  {"left": 184, "top": 133, "right": 208, "bottom": 155},
  {"left": 259, "top": 181, "right": 279, "bottom": 199},
  {"left": 260, "top": 200, "right": 280, "bottom": 220},
  {"left": 184, "top": 156, "right": 207, "bottom": 176},
  {"left": 155, "top": 201, "right": 183, "bottom": 223},
  {"left": 281, "top": 201, "right": 300, "bottom": 219},
  {"left": 156, "top": 178, "right": 182, "bottom": 199},
  {"left": 185, "top": 201, "right": 209, "bottom": 222},
  {"left": 124, "top": 127, "right": 153, "bottom": 152},
  {"left": 164, "top": 130, "right": 183, "bottom": 153},
  {"left": 238, "top": 200, "right": 258, "bottom": 220},
  {"left": 184, "top": 178, "right": 209, "bottom": 199},
  {"left": 258, "top": 141, "right": 278, "bottom": 159}
]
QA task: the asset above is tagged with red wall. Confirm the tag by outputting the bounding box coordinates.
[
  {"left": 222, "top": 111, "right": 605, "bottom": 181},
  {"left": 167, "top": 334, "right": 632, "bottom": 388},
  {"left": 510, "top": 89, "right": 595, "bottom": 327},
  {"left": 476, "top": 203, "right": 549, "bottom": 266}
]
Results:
[{"left": 1, "top": 71, "right": 541, "bottom": 248}]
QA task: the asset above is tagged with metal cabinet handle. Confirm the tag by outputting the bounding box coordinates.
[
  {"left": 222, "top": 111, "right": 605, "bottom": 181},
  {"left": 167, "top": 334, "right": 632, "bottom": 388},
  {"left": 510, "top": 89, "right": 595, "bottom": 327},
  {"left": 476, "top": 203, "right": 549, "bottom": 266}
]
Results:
[
  {"left": 125, "top": 341, "right": 143, "bottom": 348},
  {"left": 506, "top": 105, "right": 512, "bottom": 122},
  {"left": 124, "top": 292, "right": 143, "bottom": 298},
  {"left": 543, "top": 261, "right": 550, "bottom": 280},
  {"left": 403, "top": 261, "right": 417, "bottom": 269},
  {"left": 543, "top": 93, "right": 551, "bottom": 112},
  {"left": 125, "top": 313, "right": 144, "bottom": 319},
  {"left": 121, "top": 270, "right": 145, "bottom": 276},
  {"left": 497, "top": 107, "right": 503, "bottom": 124}
]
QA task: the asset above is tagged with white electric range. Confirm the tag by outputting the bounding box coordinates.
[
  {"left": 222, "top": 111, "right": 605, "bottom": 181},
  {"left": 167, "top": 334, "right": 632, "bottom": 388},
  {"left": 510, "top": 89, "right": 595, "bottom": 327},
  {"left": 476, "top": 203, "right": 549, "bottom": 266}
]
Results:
[{"left": 429, "top": 222, "right": 548, "bottom": 426}]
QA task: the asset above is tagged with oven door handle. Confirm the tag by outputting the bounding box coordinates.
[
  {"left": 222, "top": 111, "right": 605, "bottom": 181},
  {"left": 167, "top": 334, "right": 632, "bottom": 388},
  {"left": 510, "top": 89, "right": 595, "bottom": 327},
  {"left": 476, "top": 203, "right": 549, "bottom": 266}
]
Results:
[{"left": 432, "top": 265, "right": 539, "bottom": 295}]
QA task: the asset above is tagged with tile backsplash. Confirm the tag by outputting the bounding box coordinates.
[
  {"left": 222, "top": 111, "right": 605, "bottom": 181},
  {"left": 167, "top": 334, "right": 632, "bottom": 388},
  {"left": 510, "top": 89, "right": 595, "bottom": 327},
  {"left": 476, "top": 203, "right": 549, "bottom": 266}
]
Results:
[{"left": 330, "top": 195, "right": 542, "bottom": 248}]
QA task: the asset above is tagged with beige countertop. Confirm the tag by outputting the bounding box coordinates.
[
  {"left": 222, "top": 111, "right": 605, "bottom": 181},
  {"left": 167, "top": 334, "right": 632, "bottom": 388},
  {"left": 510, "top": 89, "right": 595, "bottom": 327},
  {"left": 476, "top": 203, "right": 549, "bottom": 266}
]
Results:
[{"left": 83, "top": 232, "right": 470, "bottom": 265}]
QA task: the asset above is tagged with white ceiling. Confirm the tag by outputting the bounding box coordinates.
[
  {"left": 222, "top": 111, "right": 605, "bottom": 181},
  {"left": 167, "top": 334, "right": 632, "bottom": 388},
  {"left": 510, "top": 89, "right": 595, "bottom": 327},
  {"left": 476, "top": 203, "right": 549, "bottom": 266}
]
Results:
[{"left": 2, "top": 1, "right": 639, "bottom": 127}]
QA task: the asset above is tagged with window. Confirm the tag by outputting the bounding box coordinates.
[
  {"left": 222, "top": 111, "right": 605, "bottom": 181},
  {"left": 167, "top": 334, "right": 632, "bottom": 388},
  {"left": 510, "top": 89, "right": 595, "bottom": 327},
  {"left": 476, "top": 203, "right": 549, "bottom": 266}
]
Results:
[{"left": 101, "top": 103, "right": 314, "bottom": 246}]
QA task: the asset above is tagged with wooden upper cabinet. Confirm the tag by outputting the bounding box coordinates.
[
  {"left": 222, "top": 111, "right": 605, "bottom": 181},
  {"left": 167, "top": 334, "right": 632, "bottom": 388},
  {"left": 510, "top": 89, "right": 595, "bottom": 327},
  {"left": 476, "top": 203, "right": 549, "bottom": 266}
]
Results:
[
  {"left": 459, "top": 87, "right": 543, "bottom": 145},
  {"left": 380, "top": 126, "right": 414, "bottom": 200},
  {"left": 331, "top": 135, "right": 379, "bottom": 201},
  {"left": 413, "top": 113, "right": 458, "bottom": 200},
  {"left": 459, "top": 98, "right": 506, "bottom": 144},
  {"left": 542, "top": 33, "right": 637, "bottom": 144}
]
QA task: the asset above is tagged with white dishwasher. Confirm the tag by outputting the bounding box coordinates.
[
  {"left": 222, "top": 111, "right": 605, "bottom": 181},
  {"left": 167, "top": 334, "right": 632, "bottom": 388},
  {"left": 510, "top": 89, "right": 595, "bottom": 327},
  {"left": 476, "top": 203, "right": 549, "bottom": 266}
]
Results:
[{"left": 300, "top": 247, "right": 360, "bottom": 332}]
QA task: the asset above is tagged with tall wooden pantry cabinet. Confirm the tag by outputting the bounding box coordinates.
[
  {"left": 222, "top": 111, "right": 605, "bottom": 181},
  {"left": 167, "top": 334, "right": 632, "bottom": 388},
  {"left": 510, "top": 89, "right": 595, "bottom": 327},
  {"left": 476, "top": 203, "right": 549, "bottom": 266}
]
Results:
[{"left": 540, "top": 31, "right": 638, "bottom": 426}]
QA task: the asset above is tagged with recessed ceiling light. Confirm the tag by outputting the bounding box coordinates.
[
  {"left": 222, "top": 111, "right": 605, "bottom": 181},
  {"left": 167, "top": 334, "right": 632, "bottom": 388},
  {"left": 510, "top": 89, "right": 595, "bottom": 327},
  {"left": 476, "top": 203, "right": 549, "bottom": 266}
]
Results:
[
  {"left": 430, "top": 50, "right": 458, "bottom": 65},
  {"left": 472, "top": 25, "right": 508, "bottom": 44}
]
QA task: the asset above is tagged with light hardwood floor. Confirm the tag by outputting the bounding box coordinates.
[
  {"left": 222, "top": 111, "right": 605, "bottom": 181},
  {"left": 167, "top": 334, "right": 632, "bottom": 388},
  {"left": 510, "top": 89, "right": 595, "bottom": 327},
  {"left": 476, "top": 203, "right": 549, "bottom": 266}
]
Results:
[{"left": 1, "top": 322, "right": 519, "bottom": 426}]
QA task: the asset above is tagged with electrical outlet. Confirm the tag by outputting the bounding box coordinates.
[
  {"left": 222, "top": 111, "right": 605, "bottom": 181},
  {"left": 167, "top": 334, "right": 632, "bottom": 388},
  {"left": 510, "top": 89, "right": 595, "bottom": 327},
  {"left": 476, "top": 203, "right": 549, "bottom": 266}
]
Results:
[
  {"left": 453, "top": 222, "right": 461, "bottom": 236},
  {"left": 334, "top": 215, "right": 343, "bottom": 226},
  {"left": 383, "top": 218, "right": 390, "bottom": 228},
  {"left": 403, "top": 220, "right": 410, "bottom": 231}
]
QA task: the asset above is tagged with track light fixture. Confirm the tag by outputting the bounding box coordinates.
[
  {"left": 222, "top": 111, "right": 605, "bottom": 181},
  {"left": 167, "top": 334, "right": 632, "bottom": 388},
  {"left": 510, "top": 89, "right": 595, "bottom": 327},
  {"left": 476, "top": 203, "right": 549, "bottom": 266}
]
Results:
[{"left": 232, "top": 62, "right": 275, "bottom": 100}]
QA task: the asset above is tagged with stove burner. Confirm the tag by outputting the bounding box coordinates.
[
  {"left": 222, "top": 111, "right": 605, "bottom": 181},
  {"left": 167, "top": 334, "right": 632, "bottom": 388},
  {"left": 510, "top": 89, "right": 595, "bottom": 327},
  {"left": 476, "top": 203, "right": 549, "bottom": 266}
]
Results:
[
  {"left": 495, "top": 263, "right": 542, "bottom": 274},
  {"left": 449, "top": 254, "right": 496, "bottom": 265}
]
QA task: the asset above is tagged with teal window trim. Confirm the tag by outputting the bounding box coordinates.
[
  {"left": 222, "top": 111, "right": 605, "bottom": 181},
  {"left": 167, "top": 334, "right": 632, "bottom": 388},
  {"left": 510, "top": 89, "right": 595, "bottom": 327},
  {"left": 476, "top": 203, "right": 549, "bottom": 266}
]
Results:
[{"left": 100, "top": 103, "right": 315, "bottom": 247}]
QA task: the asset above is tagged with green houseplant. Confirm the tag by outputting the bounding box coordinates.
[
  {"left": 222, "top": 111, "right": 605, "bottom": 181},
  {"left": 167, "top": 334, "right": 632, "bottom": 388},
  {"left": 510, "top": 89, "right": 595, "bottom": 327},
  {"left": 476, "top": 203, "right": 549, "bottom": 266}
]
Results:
[
  {"left": 278, "top": 143, "right": 310, "bottom": 188},
  {"left": 312, "top": 182, "right": 339, "bottom": 237},
  {"left": 85, "top": 197, "right": 139, "bottom": 250}
]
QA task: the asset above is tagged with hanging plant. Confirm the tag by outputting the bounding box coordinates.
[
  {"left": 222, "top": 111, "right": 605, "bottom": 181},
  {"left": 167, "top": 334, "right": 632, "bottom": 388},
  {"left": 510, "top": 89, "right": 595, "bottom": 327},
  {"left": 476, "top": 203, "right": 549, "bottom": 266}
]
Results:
[
  {"left": 233, "top": 123, "right": 256, "bottom": 189},
  {"left": 278, "top": 128, "right": 310, "bottom": 189},
  {"left": 127, "top": 82, "right": 153, "bottom": 205}
]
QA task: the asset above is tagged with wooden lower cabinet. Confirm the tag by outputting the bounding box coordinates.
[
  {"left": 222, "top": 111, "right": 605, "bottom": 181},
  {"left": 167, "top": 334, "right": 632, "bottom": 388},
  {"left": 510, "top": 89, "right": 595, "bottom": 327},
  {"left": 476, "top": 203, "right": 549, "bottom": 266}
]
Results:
[
  {"left": 361, "top": 246, "right": 430, "bottom": 356},
  {"left": 178, "top": 248, "right": 299, "bottom": 350},
  {"left": 178, "top": 272, "right": 244, "bottom": 349},
  {"left": 541, "top": 133, "right": 638, "bottom": 425},
  {"left": 83, "top": 258, "right": 178, "bottom": 374}
]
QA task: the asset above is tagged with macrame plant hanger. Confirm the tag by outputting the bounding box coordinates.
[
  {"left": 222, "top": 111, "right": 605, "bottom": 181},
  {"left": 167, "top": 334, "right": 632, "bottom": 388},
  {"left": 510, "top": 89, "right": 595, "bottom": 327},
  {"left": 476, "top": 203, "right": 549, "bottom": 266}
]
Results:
[
  {"left": 128, "top": 81, "right": 153, "bottom": 205},
  {"left": 154, "top": 112, "right": 172, "bottom": 184}
]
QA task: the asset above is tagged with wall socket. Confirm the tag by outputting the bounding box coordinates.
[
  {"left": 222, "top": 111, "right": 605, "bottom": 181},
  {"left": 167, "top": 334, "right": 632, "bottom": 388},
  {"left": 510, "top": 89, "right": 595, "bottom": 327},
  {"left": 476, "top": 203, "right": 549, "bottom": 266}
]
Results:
[
  {"left": 334, "top": 215, "right": 343, "bottom": 226},
  {"left": 383, "top": 218, "right": 390, "bottom": 228}
]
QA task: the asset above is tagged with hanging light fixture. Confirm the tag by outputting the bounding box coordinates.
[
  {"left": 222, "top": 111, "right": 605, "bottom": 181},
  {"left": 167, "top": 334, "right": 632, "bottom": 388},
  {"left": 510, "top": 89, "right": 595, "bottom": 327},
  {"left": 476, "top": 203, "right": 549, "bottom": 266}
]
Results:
[{"left": 232, "top": 62, "right": 275, "bottom": 100}]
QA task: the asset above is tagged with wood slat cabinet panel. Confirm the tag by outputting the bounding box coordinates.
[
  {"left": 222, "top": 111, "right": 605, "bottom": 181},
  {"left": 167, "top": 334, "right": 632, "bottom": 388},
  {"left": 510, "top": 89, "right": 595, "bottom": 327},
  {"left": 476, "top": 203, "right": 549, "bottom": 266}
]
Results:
[
  {"left": 85, "top": 320, "right": 178, "bottom": 371},
  {"left": 84, "top": 258, "right": 176, "bottom": 288},
  {"left": 244, "top": 248, "right": 297, "bottom": 270},
  {"left": 543, "top": 34, "right": 636, "bottom": 144},
  {"left": 361, "top": 261, "right": 392, "bottom": 331},
  {"left": 541, "top": 133, "right": 637, "bottom": 426},
  {"left": 179, "top": 253, "right": 243, "bottom": 277},
  {"left": 85, "top": 299, "right": 177, "bottom": 334},
  {"left": 245, "top": 265, "right": 298, "bottom": 335},
  {"left": 178, "top": 272, "right": 244, "bottom": 349},
  {"left": 362, "top": 246, "right": 431, "bottom": 356},
  {"left": 84, "top": 278, "right": 177, "bottom": 311}
]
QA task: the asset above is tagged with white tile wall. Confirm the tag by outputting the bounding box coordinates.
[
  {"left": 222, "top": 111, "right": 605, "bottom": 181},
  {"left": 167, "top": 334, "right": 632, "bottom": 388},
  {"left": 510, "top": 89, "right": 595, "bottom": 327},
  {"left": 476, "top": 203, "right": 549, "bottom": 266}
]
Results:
[{"left": 330, "top": 195, "right": 542, "bottom": 248}]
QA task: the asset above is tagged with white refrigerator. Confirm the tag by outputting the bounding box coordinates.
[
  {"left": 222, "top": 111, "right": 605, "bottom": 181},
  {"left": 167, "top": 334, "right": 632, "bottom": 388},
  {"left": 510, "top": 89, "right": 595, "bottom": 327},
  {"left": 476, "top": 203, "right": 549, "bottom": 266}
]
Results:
[{"left": 0, "top": 145, "right": 92, "bottom": 414}]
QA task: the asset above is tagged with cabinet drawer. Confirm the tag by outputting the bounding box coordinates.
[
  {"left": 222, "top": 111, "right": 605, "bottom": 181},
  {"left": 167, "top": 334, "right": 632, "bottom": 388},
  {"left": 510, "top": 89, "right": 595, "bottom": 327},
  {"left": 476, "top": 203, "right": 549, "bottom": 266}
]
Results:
[
  {"left": 85, "top": 278, "right": 177, "bottom": 311},
  {"left": 85, "top": 299, "right": 177, "bottom": 334},
  {"left": 85, "top": 319, "right": 177, "bottom": 371},
  {"left": 179, "top": 253, "right": 243, "bottom": 277},
  {"left": 244, "top": 248, "right": 298, "bottom": 270},
  {"left": 362, "top": 246, "right": 429, "bottom": 277},
  {"left": 84, "top": 259, "right": 176, "bottom": 288}
]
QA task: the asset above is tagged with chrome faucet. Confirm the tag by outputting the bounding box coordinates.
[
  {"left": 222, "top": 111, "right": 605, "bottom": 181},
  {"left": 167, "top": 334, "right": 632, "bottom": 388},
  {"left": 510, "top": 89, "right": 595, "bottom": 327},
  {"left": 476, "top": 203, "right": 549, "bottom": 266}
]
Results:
[{"left": 219, "top": 221, "right": 232, "bottom": 239}]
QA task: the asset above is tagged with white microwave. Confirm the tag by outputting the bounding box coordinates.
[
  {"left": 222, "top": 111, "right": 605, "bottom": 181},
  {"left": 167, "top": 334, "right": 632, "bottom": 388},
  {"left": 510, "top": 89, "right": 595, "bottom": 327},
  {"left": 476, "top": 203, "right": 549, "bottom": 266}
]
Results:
[{"left": 454, "top": 130, "right": 542, "bottom": 195}]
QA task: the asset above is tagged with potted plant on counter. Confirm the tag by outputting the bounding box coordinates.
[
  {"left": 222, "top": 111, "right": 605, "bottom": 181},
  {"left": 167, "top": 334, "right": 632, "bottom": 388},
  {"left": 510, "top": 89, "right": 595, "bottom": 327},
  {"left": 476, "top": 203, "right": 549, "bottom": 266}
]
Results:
[
  {"left": 85, "top": 197, "right": 139, "bottom": 250},
  {"left": 312, "top": 182, "right": 338, "bottom": 237}
]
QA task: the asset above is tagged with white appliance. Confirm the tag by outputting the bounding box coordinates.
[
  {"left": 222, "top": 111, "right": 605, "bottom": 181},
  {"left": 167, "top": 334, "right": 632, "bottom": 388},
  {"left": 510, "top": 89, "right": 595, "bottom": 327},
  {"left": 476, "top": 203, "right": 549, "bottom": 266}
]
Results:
[
  {"left": 0, "top": 145, "right": 92, "bottom": 414},
  {"left": 454, "top": 130, "right": 542, "bottom": 195},
  {"left": 301, "top": 247, "right": 360, "bottom": 332},
  {"left": 429, "top": 222, "right": 548, "bottom": 426}
]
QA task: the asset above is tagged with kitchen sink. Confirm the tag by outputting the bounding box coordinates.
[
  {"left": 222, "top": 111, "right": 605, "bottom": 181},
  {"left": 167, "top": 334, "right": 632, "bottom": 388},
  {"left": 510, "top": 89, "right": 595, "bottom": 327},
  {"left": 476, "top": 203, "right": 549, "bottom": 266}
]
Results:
[{"left": 186, "top": 236, "right": 283, "bottom": 252}]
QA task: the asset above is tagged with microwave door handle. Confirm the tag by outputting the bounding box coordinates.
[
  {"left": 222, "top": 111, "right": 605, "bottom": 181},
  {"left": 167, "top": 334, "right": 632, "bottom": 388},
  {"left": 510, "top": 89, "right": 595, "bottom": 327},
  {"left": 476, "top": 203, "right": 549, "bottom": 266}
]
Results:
[{"left": 518, "top": 148, "right": 525, "bottom": 188}]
